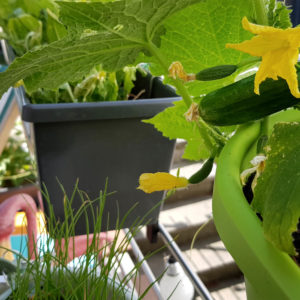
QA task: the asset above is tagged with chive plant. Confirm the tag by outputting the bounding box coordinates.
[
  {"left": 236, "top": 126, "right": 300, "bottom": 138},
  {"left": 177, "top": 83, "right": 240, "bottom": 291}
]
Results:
[{"left": 4, "top": 182, "right": 161, "bottom": 299}]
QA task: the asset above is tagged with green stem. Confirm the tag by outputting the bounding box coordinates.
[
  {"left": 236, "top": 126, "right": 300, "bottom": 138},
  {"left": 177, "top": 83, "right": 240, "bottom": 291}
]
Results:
[
  {"left": 147, "top": 42, "right": 192, "bottom": 107},
  {"left": 148, "top": 42, "right": 226, "bottom": 156},
  {"left": 261, "top": 115, "right": 269, "bottom": 136},
  {"left": 0, "top": 171, "right": 33, "bottom": 181},
  {"left": 237, "top": 57, "right": 260, "bottom": 68},
  {"left": 198, "top": 118, "right": 226, "bottom": 146},
  {"left": 253, "top": 0, "right": 268, "bottom": 25},
  {"left": 196, "top": 119, "right": 215, "bottom": 154},
  {"left": 256, "top": 116, "right": 269, "bottom": 154},
  {"left": 190, "top": 217, "right": 213, "bottom": 251},
  {"left": 60, "top": 82, "right": 76, "bottom": 102},
  {"left": 173, "top": 79, "right": 192, "bottom": 107}
]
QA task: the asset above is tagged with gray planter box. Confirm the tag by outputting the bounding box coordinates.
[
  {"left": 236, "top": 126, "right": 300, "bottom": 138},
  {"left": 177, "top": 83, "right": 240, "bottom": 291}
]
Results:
[{"left": 14, "top": 71, "right": 179, "bottom": 234}]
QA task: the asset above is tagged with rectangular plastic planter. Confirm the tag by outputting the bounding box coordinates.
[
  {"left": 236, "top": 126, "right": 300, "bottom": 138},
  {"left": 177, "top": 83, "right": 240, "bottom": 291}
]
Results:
[{"left": 15, "top": 72, "right": 180, "bottom": 234}]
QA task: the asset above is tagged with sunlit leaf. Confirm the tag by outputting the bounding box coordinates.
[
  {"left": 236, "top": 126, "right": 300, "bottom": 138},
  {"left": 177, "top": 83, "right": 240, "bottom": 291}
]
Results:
[{"left": 252, "top": 122, "right": 300, "bottom": 255}]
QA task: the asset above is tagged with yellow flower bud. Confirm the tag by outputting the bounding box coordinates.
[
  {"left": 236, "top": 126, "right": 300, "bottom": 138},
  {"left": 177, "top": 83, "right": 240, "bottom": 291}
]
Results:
[{"left": 137, "top": 172, "right": 188, "bottom": 194}]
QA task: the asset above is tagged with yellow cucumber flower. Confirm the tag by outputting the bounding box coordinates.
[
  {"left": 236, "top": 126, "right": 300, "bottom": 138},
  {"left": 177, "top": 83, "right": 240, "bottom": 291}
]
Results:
[
  {"left": 226, "top": 17, "right": 300, "bottom": 98},
  {"left": 137, "top": 172, "right": 188, "bottom": 194}
]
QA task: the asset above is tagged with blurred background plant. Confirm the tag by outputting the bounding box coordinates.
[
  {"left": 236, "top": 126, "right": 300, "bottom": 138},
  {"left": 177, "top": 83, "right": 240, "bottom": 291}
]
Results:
[
  {"left": 0, "top": 0, "right": 142, "bottom": 104},
  {"left": 0, "top": 120, "right": 36, "bottom": 188}
]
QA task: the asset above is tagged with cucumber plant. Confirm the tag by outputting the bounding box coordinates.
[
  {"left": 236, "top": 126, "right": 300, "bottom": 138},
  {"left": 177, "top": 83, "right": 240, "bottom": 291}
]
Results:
[{"left": 0, "top": 0, "right": 298, "bottom": 261}]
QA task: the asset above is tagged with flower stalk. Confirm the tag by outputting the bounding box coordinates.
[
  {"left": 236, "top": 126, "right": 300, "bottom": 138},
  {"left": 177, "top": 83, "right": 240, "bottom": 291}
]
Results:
[
  {"left": 253, "top": 0, "right": 269, "bottom": 25},
  {"left": 148, "top": 42, "right": 226, "bottom": 157}
]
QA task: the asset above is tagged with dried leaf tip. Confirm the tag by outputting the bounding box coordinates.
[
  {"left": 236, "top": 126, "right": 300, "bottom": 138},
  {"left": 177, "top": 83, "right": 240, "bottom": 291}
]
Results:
[
  {"left": 168, "top": 61, "right": 195, "bottom": 82},
  {"left": 184, "top": 102, "right": 199, "bottom": 122}
]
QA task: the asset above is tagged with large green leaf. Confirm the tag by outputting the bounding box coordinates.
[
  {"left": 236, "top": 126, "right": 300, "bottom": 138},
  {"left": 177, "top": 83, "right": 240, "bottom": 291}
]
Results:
[
  {"left": 252, "top": 122, "right": 300, "bottom": 255},
  {"left": 145, "top": 99, "right": 236, "bottom": 160},
  {"left": 45, "top": 9, "right": 68, "bottom": 44},
  {"left": 144, "top": 100, "right": 210, "bottom": 160},
  {"left": 144, "top": 0, "right": 255, "bottom": 96},
  {"left": 143, "top": 0, "right": 254, "bottom": 159},
  {"left": 0, "top": 0, "right": 261, "bottom": 161},
  {"left": 0, "top": 0, "right": 202, "bottom": 96},
  {"left": 22, "top": 0, "right": 58, "bottom": 17}
]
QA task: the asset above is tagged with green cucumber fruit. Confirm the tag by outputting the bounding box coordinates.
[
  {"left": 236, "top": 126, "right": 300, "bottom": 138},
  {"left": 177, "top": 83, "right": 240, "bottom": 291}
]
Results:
[
  {"left": 199, "top": 71, "right": 300, "bottom": 126},
  {"left": 188, "top": 157, "right": 214, "bottom": 184},
  {"left": 196, "top": 65, "right": 237, "bottom": 81}
]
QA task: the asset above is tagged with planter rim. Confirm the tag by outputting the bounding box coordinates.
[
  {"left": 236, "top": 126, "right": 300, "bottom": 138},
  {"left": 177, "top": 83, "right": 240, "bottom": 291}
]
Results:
[
  {"left": 3, "top": 40, "right": 180, "bottom": 123},
  {"left": 15, "top": 87, "right": 180, "bottom": 123},
  {"left": 213, "top": 109, "right": 300, "bottom": 300}
]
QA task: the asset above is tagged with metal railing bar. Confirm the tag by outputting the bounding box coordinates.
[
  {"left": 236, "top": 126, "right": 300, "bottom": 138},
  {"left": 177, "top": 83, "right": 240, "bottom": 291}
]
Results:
[
  {"left": 124, "top": 228, "right": 163, "bottom": 300},
  {"left": 157, "top": 222, "right": 214, "bottom": 300}
]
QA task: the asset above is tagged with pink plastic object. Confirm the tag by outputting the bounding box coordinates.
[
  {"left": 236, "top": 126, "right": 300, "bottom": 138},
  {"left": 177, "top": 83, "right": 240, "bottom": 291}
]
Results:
[
  {"left": 55, "top": 233, "right": 111, "bottom": 263},
  {"left": 0, "top": 193, "right": 111, "bottom": 262},
  {"left": 0, "top": 193, "right": 37, "bottom": 259}
]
